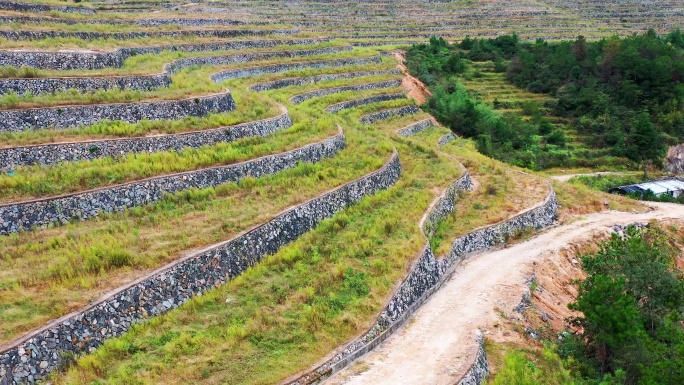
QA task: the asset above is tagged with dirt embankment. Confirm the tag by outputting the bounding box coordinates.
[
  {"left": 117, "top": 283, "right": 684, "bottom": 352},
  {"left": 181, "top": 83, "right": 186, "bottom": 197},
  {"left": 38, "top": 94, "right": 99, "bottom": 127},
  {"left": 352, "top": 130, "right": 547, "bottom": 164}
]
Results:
[
  {"left": 326, "top": 203, "right": 684, "bottom": 385},
  {"left": 392, "top": 50, "right": 431, "bottom": 105}
]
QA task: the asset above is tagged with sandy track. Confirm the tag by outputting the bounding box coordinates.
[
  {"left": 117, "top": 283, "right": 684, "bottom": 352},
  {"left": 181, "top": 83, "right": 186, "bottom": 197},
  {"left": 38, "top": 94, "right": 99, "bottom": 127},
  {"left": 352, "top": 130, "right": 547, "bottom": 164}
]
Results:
[{"left": 326, "top": 202, "right": 684, "bottom": 385}]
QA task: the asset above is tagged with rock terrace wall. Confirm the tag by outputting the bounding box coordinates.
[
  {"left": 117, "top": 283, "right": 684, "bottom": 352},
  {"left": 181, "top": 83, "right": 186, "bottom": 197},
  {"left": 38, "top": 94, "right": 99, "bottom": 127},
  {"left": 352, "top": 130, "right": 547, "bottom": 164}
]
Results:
[
  {"left": 0, "top": 91, "right": 236, "bottom": 132},
  {"left": 396, "top": 119, "right": 434, "bottom": 137},
  {"left": 359, "top": 105, "right": 419, "bottom": 124},
  {"left": 325, "top": 93, "right": 406, "bottom": 114},
  {"left": 136, "top": 18, "right": 267, "bottom": 27},
  {"left": 0, "top": 38, "right": 331, "bottom": 71},
  {"left": 0, "top": 73, "right": 171, "bottom": 97},
  {"left": 250, "top": 69, "right": 400, "bottom": 91},
  {"left": 0, "top": 110, "right": 292, "bottom": 168},
  {"left": 0, "top": 15, "right": 264, "bottom": 27},
  {"left": 164, "top": 46, "right": 352, "bottom": 74},
  {"left": 0, "top": 28, "right": 298, "bottom": 41},
  {"left": 438, "top": 132, "right": 456, "bottom": 146},
  {"left": 0, "top": 43, "right": 343, "bottom": 96},
  {"left": 0, "top": 151, "right": 402, "bottom": 384},
  {"left": 456, "top": 332, "right": 490, "bottom": 385},
  {"left": 289, "top": 79, "right": 401, "bottom": 104},
  {"left": 211, "top": 56, "right": 383, "bottom": 82},
  {"left": 440, "top": 186, "right": 558, "bottom": 272},
  {"left": 349, "top": 41, "right": 419, "bottom": 47},
  {"left": 0, "top": 130, "right": 345, "bottom": 235},
  {"left": 0, "top": 0, "right": 95, "bottom": 14}
]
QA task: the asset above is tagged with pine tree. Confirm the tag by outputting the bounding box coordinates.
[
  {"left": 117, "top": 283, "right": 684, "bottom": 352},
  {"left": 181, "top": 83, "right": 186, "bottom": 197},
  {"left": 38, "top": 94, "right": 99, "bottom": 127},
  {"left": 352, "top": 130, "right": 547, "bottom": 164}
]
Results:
[{"left": 626, "top": 112, "right": 666, "bottom": 178}]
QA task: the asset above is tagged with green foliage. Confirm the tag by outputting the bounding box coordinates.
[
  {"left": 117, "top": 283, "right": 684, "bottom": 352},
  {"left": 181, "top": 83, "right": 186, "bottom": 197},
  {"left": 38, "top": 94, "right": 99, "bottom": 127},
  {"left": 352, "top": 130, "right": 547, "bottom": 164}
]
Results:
[
  {"left": 506, "top": 31, "right": 681, "bottom": 163},
  {"left": 626, "top": 112, "right": 667, "bottom": 177},
  {"left": 419, "top": 79, "right": 568, "bottom": 170},
  {"left": 405, "top": 37, "right": 465, "bottom": 86},
  {"left": 569, "top": 174, "right": 684, "bottom": 204},
  {"left": 462, "top": 34, "right": 520, "bottom": 61},
  {"left": 562, "top": 226, "right": 684, "bottom": 384},
  {"left": 407, "top": 30, "right": 683, "bottom": 171},
  {"left": 569, "top": 174, "right": 643, "bottom": 192},
  {"left": 406, "top": 37, "right": 609, "bottom": 170}
]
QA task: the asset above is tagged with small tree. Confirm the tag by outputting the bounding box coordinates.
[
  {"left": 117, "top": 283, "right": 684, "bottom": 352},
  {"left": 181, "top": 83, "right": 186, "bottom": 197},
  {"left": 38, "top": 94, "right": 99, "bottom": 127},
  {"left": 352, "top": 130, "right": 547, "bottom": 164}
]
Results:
[{"left": 626, "top": 112, "right": 666, "bottom": 178}]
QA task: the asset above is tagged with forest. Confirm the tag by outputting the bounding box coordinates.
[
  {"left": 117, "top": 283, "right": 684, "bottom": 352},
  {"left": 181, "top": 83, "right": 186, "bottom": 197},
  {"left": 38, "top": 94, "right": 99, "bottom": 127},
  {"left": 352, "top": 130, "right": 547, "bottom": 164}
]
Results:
[{"left": 406, "top": 31, "right": 684, "bottom": 172}]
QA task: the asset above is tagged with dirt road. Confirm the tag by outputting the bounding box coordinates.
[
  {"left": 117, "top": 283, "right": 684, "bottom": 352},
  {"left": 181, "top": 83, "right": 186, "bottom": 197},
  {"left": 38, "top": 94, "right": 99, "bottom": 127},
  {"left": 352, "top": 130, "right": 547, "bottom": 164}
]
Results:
[
  {"left": 326, "top": 203, "right": 684, "bottom": 385},
  {"left": 549, "top": 171, "right": 633, "bottom": 182}
]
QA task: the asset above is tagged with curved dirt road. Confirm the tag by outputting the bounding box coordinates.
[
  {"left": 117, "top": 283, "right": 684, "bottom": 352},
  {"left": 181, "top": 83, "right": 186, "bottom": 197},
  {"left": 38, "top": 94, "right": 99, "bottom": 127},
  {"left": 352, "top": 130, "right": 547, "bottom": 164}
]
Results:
[{"left": 326, "top": 203, "right": 684, "bottom": 385}]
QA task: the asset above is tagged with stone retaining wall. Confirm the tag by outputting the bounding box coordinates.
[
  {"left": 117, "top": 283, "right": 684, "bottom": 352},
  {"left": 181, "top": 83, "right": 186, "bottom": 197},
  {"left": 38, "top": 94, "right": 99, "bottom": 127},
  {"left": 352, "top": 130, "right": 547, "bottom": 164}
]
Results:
[
  {"left": 359, "top": 105, "right": 419, "bottom": 124},
  {"left": 0, "top": 28, "right": 297, "bottom": 41},
  {"left": 164, "top": 46, "right": 352, "bottom": 74},
  {"left": 440, "top": 186, "right": 558, "bottom": 271},
  {"left": 0, "top": 16, "right": 265, "bottom": 27},
  {"left": 250, "top": 69, "right": 400, "bottom": 91},
  {"left": 0, "top": 42, "right": 340, "bottom": 96},
  {"left": 136, "top": 18, "right": 267, "bottom": 27},
  {"left": 289, "top": 79, "right": 401, "bottom": 104},
  {"left": 0, "top": 109, "right": 292, "bottom": 168},
  {"left": 396, "top": 119, "right": 433, "bottom": 137},
  {"left": 421, "top": 174, "right": 471, "bottom": 238},
  {"left": 0, "top": 129, "right": 345, "bottom": 235},
  {"left": 349, "top": 41, "right": 420, "bottom": 47},
  {"left": 288, "top": 175, "right": 559, "bottom": 385},
  {"left": 0, "top": 0, "right": 95, "bottom": 14},
  {"left": 325, "top": 93, "right": 406, "bottom": 114},
  {"left": 211, "top": 56, "right": 383, "bottom": 82},
  {"left": 456, "top": 332, "right": 490, "bottom": 385},
  {"left": 0, "top": 91, "right": 236, "bottom": 132},
  {"left": 0, "top": 38, "right": 331, "bottom": 70},
  {"left": 0, "top": 149, "right": 402, "bottom": 384},
  {"left": 438, "top": 132, "right": 456, "bottom": 146},
  {"left": 0, "top": 72, "right": 171, "bottom": 97},
  {"left": 335, "top": 33, "right": 459, "bottom": 40}
]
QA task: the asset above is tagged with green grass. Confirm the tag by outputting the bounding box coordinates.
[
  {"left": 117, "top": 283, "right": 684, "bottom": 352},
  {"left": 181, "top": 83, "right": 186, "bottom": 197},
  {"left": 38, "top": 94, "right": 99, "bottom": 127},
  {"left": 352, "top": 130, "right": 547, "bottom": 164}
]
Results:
[
  {"left": 567, "top": 173, "right": 647, "bottom": 192},
  {"left": 0, "top": 54, "right": 405, "bottom": 343},
  {"left": 0, "top": 126, "right": 391, "bottom": 345},
  {"left": 485, "top": 341, "right": 576, "bottom": 385},
  {"left": 50, "top": 121, "right": 464, "bottom": 385},
  {"left": 0, "top": 114, "right": 336, "bottom": 202},
  {"left": 429, "top": 138, "right": 550, "bottom": 255}
]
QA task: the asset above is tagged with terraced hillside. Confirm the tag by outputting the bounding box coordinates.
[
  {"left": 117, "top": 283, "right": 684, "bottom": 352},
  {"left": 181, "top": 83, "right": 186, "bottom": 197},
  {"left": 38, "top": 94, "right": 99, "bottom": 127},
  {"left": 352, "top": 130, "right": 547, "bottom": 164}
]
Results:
[
  {"left": 461, "top": 61, "right": 629, "bottom": 169},
  {"left": 0, "top": 0, "right": 679, "bottom": 384}
]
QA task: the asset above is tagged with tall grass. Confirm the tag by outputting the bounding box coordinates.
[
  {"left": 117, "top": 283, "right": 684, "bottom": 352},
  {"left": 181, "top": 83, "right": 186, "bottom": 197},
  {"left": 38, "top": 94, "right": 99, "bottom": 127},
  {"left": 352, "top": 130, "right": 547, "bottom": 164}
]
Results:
[
  {"left": 0, "top": 128, "right": 392, "bottom": 345},
  {"left": 50, "top": 128, "right": 463, "bottom": 385}
]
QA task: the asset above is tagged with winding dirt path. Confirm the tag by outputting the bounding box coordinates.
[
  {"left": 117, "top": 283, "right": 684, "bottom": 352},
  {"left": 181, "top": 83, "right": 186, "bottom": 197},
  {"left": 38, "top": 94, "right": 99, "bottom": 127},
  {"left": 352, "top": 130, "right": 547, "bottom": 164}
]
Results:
[
  {"left": 326, "top": 202, "right": 684, "bottom": 385},
  {"left": 549, "top": 171, "right": 633, "bottom": 182}
]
